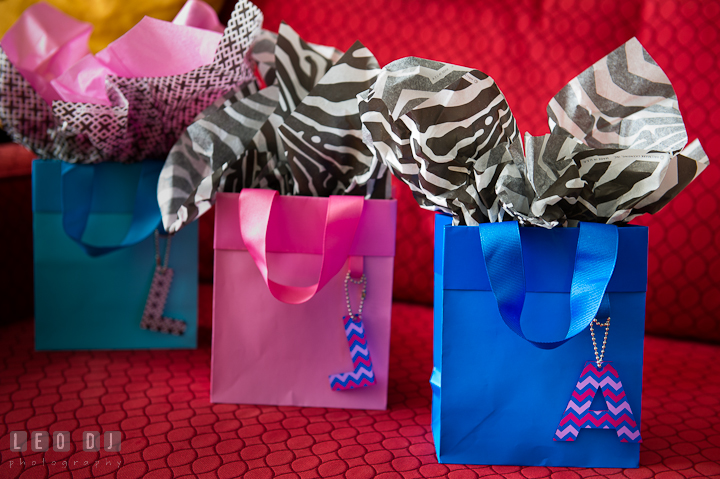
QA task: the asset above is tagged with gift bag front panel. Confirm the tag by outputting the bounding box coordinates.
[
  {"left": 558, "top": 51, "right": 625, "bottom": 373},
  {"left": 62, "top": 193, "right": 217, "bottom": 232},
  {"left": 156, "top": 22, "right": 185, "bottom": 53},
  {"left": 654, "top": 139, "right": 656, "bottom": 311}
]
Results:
[
  {"left": 211, "top": 250, "right": 393, "bottom": 410},
  {"left": 32, "top": 160, "right": 198, "bottom": 350},
  {"left": 440, "top": 290, "right": 645, "bottom": 467},
  {"left": 434, "top": 218, "right": 648, "bottom": 467}
]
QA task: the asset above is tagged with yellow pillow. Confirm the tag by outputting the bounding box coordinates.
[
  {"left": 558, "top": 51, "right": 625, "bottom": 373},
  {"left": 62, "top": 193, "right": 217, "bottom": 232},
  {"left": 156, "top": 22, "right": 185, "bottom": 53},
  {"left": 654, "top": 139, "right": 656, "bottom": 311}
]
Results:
[{"left": 0, "top": 0, "right": 224, "bottom": 53}]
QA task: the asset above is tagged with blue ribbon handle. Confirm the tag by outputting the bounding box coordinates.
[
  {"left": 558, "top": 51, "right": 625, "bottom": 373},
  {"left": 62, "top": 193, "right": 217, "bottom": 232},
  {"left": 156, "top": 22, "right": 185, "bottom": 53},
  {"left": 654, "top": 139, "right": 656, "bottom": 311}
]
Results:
[
  {"left": 479, "top": 221, "right": 618, "bottom": 350},
  {"left": 60, "top": 161, "right": 163, "bottom": 257}
]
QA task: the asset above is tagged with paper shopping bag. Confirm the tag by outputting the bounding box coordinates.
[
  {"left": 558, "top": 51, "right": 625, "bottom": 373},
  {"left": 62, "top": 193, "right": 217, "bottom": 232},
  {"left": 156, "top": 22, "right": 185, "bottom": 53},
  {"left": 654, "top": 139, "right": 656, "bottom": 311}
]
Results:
[
  {"left": 211, "top": 189, "right": 396, "bottom": 409},
  {"left": 432, "top": 214, "right": 647, "bottom": 467},
  {"left": 32, "top": 160, "right": 198, "bottom": 350}
]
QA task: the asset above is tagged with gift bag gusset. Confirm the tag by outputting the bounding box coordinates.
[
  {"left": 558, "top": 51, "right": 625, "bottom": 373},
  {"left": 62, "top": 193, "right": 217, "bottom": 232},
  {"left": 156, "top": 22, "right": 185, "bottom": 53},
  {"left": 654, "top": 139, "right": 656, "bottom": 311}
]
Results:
[
  {"left": 359, "top": 37, "right": 709, "bottom": 227},
  {"left": 0, "top": 0, "right": 263, "bottom": 164}
]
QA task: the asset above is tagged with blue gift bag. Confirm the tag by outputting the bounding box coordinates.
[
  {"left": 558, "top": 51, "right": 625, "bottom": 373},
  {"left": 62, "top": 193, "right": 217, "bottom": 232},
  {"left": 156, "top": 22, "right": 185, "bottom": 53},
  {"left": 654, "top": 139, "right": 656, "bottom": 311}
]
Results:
[
  {"left": 431, "top": 214, "right": 647, "bottom": 467},
  {"left": 32, "top": 160, "right": 197, "bottom": 350}
]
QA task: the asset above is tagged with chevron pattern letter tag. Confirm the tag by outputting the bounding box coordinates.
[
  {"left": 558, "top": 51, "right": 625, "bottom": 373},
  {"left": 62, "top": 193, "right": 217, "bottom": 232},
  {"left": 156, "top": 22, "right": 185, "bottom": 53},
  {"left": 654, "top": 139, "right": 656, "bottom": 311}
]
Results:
[
  {"left": 329, "top": 314, "right": 376, "bottom": 391},
  {"left": 554, "top": 361, "right": 641, "bottom": 443}
]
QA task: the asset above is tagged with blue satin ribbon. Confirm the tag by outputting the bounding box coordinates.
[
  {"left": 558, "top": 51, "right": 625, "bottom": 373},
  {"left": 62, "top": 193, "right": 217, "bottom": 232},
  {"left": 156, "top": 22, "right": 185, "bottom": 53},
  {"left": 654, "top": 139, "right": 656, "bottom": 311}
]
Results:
[
  {"left": 479, "top": 221, "right": 618, "bottom": 350},
  {"left": 60, "top": 161, "right": 163, "bottom": 257}
]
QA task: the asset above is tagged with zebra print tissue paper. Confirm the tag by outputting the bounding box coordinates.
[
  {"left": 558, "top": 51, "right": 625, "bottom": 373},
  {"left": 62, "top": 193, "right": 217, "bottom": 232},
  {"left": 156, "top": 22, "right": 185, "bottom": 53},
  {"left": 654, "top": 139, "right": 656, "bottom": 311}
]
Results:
[
  {"left": 358, "top": 38, "right": 709, "bottom": 227},
  {"left": 158, "top": 22, "right": 343, "bottom": 233},
  {"left": 159, "top": 24, "right": 390, "bottom": 233},
  {"left": 277, "top": 40, "right": 390, "bottom": 200},
  {"left": 358, "top": 58, "right": 520, "bottom": 226}
]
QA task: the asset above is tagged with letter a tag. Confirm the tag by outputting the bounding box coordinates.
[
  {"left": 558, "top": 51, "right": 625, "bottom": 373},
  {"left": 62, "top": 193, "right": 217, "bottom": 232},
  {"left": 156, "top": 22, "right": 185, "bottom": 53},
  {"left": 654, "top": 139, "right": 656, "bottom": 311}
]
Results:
[{"left": 554, "top": 361, "right": 641, "bottom": 443}]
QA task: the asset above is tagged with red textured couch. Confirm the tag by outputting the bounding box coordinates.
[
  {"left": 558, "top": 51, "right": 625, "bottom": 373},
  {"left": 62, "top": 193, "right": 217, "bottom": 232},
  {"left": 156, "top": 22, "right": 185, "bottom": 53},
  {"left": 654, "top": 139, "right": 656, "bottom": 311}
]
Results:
[{"left": 2, "top": 0, "right": 720, "bottom": 477}]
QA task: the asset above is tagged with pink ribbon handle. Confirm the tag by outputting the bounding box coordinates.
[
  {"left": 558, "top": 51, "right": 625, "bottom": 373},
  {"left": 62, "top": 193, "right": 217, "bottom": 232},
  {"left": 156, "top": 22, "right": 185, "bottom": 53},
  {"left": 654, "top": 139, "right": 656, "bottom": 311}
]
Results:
[{"left": 239, "top": 189, "right": 365, "bottom": 305}]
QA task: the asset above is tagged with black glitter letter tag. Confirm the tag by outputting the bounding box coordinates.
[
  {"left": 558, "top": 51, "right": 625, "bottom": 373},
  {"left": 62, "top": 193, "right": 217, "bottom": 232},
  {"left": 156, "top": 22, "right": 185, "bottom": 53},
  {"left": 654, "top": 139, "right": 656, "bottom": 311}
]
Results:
[{"left": 140, "top": 266, "right": 186, "bottom": 335}]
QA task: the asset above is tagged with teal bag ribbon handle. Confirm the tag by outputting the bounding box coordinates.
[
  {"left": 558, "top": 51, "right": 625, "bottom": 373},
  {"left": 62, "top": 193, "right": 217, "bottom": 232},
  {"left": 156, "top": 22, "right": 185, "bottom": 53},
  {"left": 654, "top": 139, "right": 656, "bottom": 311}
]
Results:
[
  {"left": 479, "top": 221, "right": 618, "bottom": 350},
  {"left": 60, "top": 161, "right": 163, "bottom": 257}
]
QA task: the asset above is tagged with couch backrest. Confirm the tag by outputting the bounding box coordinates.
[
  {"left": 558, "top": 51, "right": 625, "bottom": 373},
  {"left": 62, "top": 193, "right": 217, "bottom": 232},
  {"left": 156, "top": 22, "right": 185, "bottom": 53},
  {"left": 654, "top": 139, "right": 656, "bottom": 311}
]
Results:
[
  {"left": 6, "top": 0, "right": 716, "bottom": 343},
  {"left": 250, "top": 0, "right": 720, "bottom": 342}
]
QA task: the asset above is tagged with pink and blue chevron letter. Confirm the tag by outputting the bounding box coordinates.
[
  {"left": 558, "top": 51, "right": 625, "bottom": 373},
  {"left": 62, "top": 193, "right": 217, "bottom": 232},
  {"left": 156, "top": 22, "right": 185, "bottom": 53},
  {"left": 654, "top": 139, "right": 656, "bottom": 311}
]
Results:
[
  {"left": 554, "top": 361, "right": 641, "bottom": 443},
  {"left": 329, "top": 315, "right": 376, "bottom": 391}
]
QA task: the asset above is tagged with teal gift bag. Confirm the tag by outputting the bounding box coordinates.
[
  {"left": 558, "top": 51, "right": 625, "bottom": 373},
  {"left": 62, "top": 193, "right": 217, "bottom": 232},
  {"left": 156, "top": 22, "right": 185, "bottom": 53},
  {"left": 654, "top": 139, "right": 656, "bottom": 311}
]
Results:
[
  {"left": 32, "top": 160, "right": 197, "bottom": 350},
  {"left": 432, "top": 214, "right": 647, "bottom": 467}
]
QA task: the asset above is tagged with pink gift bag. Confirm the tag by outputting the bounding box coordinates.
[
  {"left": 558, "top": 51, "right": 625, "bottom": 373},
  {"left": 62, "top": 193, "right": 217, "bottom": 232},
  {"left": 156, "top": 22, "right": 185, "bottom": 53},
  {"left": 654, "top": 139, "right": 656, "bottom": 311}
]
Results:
[{"left": 211, "top": 189, "right": 396, "bottom": 409}]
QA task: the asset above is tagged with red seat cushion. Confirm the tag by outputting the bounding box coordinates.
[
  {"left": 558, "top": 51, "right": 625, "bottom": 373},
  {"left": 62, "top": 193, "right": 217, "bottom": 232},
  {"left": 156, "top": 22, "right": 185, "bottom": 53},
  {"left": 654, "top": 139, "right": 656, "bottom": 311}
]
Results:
[
  {"left": 1, "top": 295, "right": 719, "bottom": 477},
  {"left": 250, "top": 0, "right": 720, "bottom": 343}
]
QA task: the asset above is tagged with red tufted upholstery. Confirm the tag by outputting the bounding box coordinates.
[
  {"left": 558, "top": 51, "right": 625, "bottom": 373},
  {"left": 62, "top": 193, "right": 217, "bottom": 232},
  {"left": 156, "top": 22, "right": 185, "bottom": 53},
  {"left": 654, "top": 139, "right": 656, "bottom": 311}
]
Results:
[{"left": 2, "top": 289, "right": 720, "bottom": 478}]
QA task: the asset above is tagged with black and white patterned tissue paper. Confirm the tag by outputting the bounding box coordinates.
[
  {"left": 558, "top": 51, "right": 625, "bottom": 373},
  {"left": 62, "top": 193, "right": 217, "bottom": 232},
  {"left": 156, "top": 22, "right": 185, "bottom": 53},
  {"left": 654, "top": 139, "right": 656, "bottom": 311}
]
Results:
[
  {"left": 0, "top": 0, "right": 262, "bottom": 165},
  {"left": 359, "top": 37, "right": 709, "bottom": 227}
]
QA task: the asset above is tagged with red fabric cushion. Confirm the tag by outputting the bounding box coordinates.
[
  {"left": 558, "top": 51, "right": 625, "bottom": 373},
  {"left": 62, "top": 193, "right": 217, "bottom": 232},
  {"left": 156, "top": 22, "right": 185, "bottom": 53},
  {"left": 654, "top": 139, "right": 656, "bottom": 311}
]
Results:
[
  {"left": 251, "top": 0, "right": 720, "bottom": 342},
  {"left": 1, "top": 295, "right": 719, "bottom": 477}
]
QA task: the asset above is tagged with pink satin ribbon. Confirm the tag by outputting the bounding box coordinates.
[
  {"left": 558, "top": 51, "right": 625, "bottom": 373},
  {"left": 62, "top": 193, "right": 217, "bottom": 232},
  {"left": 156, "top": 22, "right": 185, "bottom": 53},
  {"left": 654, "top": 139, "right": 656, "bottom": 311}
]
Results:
[
  {"left": 239, "top": 189, "right": 365, "bottom": 305},
  {"left": 1, "top": 0, "right": 223, "bottom": 106}
]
